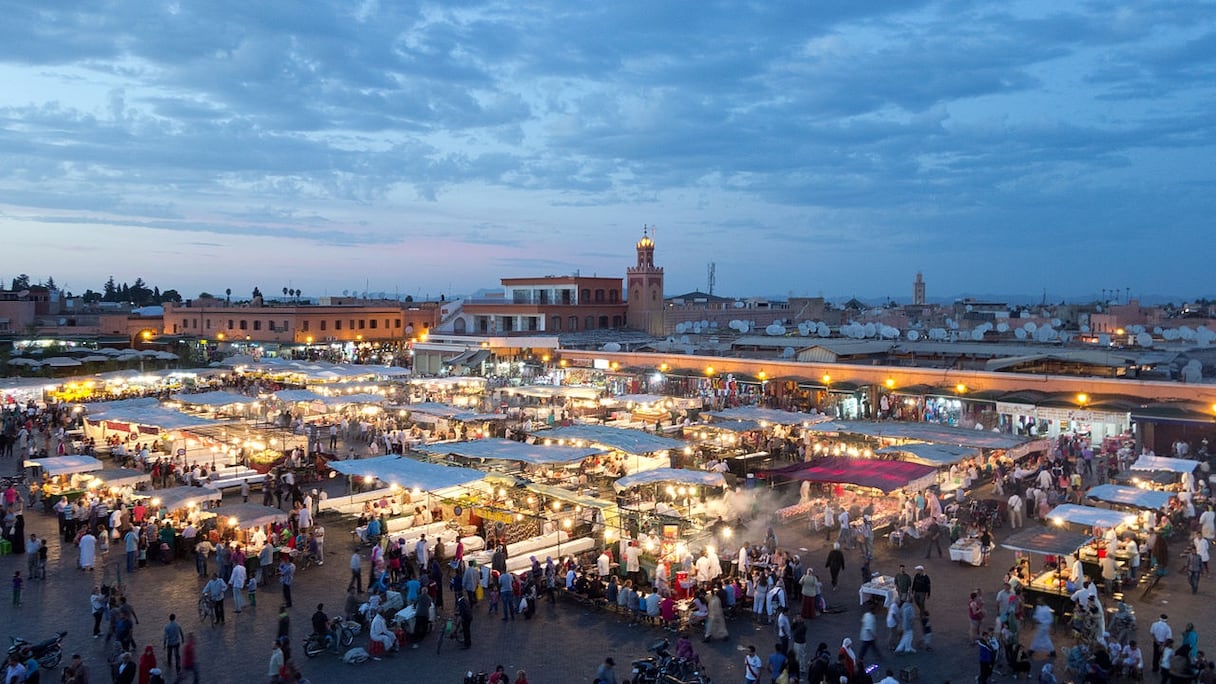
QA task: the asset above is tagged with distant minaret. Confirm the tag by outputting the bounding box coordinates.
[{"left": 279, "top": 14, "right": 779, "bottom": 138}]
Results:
[
  {"left": 913, "top": 271, "right": 926, "bottom": 306},
  {"left": 627, "top": 226, "right": 666, "bottom": 335}
]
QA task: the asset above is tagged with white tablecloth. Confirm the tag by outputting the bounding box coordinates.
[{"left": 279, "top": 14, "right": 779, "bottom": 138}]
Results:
[
  {"left": 859, "top": 576, "right": 898, "bottom": 606},
  {"left": 949, "top": 538, "right": 983, "bottom": 566}
]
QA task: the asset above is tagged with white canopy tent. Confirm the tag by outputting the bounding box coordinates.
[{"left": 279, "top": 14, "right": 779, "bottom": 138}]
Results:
[
  {"left": 84, "top": 468, "right": 152, "bottom": 489},
  {"left": 415, "top": 438, "right": 603, "bottom": 465},
  {"left": 146, "top": 485, "right": 223, "bottom": 510},
  {"left": 327, "top": 455, "right": 486, "bottom": 491},
  {"left": 704, "top": 406, "right": 831, "bottom": 427},
  {"left": 23, "top": 455, "right": 104, "bottom": 477},
  {"left": 613, "top": 468, "right": 727, "bottom": 491},
  {"left": 1085, "top": 485, "right": 1175, "bottom": 511},
  {"left": 1130, "top": 455, "right": 1200, "bottom": 473},
  {"left": 1047, "top": 504, "right": 1131, "bottom": 529},
  {"left": 218, "top": 503, "right": 289, "bottom": 530},
  {"left": 172, "top": 391, "right": 258, "bottom": 407}
]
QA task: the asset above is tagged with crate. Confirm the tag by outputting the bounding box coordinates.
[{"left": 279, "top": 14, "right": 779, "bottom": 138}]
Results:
[{"left": 900, "top": 665, "right": 918, "bottom": 683}]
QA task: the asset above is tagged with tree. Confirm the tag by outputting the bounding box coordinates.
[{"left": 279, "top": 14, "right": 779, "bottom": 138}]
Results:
[
  {"left": 283, "top": 287, "right": 289, "bottom": 298},
  {"left": 159, "top": 289, "right": 182, "bottom": 304},
  {"left": 225, "top": 288, "right": 231, "bottom": 304},
  {"left": 10, "top": 274, "right": 30, "bottom": 291},
  {"left": 43, "top": 276, "right": 56, "bottom": 290},
  {"left": 81, "top": 289, "right": 102, "bottom": 304},
  {"left": 102, "top": 276, "right": 118, "bottom": 302}
]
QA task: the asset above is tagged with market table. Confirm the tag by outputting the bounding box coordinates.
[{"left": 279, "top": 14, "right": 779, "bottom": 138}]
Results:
[
  {"left": 949, "top": 537, "right": 983, "bottom": 566},
  {"left": 859, "top": 575, "right": 898, "bottom": 606}
]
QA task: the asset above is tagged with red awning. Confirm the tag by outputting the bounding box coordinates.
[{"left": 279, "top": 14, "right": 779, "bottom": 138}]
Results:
[{"left": 759, "top": 456, "right": 937, "bottom": 493}]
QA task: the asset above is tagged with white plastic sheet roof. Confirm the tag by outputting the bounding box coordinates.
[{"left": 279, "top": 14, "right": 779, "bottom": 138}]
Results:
[
  {"left": 536, "top": 424, "right": 685, "bottom": 455},
  {"left": 503, "top": 385, "right": 602, "bottom": 400},
  {"left": 1047, "top": 504, "right": 1131, "bottom": 529},
  {"left": 220, "top": 502, "right": 289, "bottom": 529},
  {"left": 803, "top": 420, "right": 1029, "bottom": 450},
  {"left": 704, "top": 407, "right": 831, "bottom": 426},
  {"left": 614, "top": 468, "right": 727, "bottom": 491},
  {"left": 273, "top": 389, "right": 326, "bottom": 403},
  {"left": 327, "top": 455, "right": 486, "bottom": 491},
  {"left": 146, "top": 485, "right": 223, "bottom": 510},
  {"left": 23, "top": 455, "right": 104, "bottom": 476},
  {"left": 610, "top": 394, "right": 670, "bottom": 406},
  {"left": 1085, "top": 485, "right": 1175, "bottom": 511},
  {"left": 172, "top": 391, "right": 258, "bottom": 407},
  {"left": 875, "top": 443, "right": 980, "bottom": 466},
  {"left": 1131, "top": 455, "right": 1200, "bottom": 473},
  {"left": 86, "top": 398, "right": 218, "bottom": 430},
  {"left": 88, "top": 468, "right": 152, "bottom": 488},
  {"left": 403, "top": 402, "right": 506, "bottom": 422},
  {"left": 415, "top": 438, "right": 603, "bottom": 465}
]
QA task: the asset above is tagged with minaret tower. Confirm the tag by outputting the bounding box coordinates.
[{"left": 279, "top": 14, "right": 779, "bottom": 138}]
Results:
[
  {"left": 627, "top": 226, "right": 666, "bottom": 335},
  {"left": 913, "top": 271, "right": 926, "bottom": 306}
]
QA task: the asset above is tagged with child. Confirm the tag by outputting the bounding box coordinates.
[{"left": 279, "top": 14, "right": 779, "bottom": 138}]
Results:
[
  {"left": 12, "top": 571, "right": 22, "bottom": 606},
  {"left": 37, "top": 543, "right": 48, "bottom": 580},
  {"left": 247, "top": 575, "right": 258, "bottom": 607}
]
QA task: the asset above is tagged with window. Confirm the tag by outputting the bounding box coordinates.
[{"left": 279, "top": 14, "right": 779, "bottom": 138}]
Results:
[
  {"left": 302, "top": 320, "right": 310, "bottom": 332},
  {"left": 335, "top": 320, "right": 342, "bottom": 330},
  {"left": 227, "top": 320, "right": 234, "bottom": 330},
  {"left": 394, "top": 319, "right": 401, "bottom": 328},
  {"left": 580, "top": 288, "right": 591, "bottom": 302},
  {"left": 358, "top": 319, "right": 366, "bottom": 330},
  {"left": 282, "top": 320, "right": 289, "bottom": 331},
  {"left": 612, "top": 315, "right": 623, "bottom": 327},
  {"left": 349, "top": 319, "right": 355, "bottom": 330},
  {"left": 595, "top": 289, "right": 605, "bottom": 303},
  {"left": 561, "top": 290, "right": 572, "bottom": 305},
  {"left": 585, "top": 316, "right": 594, "bottom": 331},
  {"left": 598, "top": 315, "right": 609, "bottom": 329},
  {"left": 370, "top": 319, "right": 378, "bottom": 329},
  {"left": 568, "top": 315, "right": 578, "bottom": 331},
  {"left": 528, "top": 317, "right": 538, "bottom": 331},
  {"left": 253, "top": 320, "right": 261, "bottom": 331},
  {"left": 205, "top": 319, "right": 211, "bottom": 330},
  {"left": 550, "top": 316, "right": 562, "bottom": 332},
  {"left": 320, "top": 321, "right": 327, "bottom": 331},
  {"left": 652, "top": 291, "right": 658, "bottom": 301},
  {"left": 385, "top": 319, "right": 390, "bottom": 329},
  {"left": 239, "top": 320, "right": 248, "bottom": 330},
  {"left": 609, "top": 290, "right": 619, "bottom": 303}
]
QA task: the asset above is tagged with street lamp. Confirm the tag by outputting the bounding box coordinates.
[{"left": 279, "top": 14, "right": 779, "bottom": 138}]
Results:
[
  {"left": 955, "top": 383, "right": 968, "bottom": 394},
  {"left": 885, "top": 378, "right": 895, "bottom": 389},
  {"left": 1076, "top": 393, "right": 1089, "bottom": 406}
]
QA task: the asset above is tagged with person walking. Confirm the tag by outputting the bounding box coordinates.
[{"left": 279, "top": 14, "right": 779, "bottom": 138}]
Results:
[
  {"left": 25, "top": 534, "right": 41, "bottom": 579},
  {"left": 595, "top": 656, "right": 617, "bottom": 684},
  {"left": 229, "top": 562, "right": 247, "bottom": 614},
  {"left": 924, "top": 517, "right": 944, "bottom": 559},
  {"left": 125, "top": 527, "right": 140, "bottom": 573},
  {"left": 203, "top": 573, "right": 227, "bottom": 624},
  {"left": 177, "top": 632, "right": 198, "bottom": 684},
  {"left": 279, "top": 558, "right": 295, "bottom": 608},
  {"left": 457, "top": 593, "right": 473, "bottom": 650},
  {"left": 1008, "top": 493, "right": 1024, "bottom": 529},
  {"left": 895, "top": 599, "right": 917, "bottom": 654},
  {"left": 857, "top": 605, "right": 882, "bottom": 665},
  {"left": 162, "top": 614, "right": 184, "bottom": 675},
  {"left": 744, "top": 645, "right": 762, "bottom": 684},
  {"left": 911, "top": 566, "right": 931, "bottom": 615},
  {"left": 1188, "top": 551, "right": 1203, "bottom": 594},
  {"left": 498, "top": 571, "right": 516, "bottom": 622},
  {"left": 825, "top": 543, "right": 845, "bottom": 591},
  {"left": 977, "top": 631, "right": 996, "bottom": 684},
  {"left": 348, "top": 549, "right": 362, "bottom": 593},
  {"left": 91, "top": 586, "right": 107, "bottom": 638},
  {"left": 1151, "top": 614, "right": 1173, "bottom": 674},
  {"left": 799, "top": 568, "right": 821, "bottom": 619}
]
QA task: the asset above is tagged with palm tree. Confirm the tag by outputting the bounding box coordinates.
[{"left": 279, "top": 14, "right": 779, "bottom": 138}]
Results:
[{"left": 225, "top": 287, "right": 231, "bottom": 304}]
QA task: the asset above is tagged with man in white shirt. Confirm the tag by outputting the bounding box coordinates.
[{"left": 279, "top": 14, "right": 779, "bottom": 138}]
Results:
[
  {"left": 737, "top": 542, "right": 750, "bottom": 576},
  {"left": 1149, "top": 614, "right": 1171, "bottom": 674},
  {"left": 1008, "top": 494, "right": 1024, "bottom": 528},
  {"left": 415, "top": 535, "right": 429, "bottom": 567},
  {"left": 596, "top": 551, "right": 611, "bottom": 577},
  {"left": 625, "top": 542, "right": 641, "bottom": 584}
]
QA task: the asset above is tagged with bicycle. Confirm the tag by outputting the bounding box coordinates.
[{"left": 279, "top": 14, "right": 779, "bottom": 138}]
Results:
[
  {"left": 198, "top": 594, "right": 216, "bottom": 625},
  {"left": 436, "top": 614, "right": 458, "bottom": 654}
]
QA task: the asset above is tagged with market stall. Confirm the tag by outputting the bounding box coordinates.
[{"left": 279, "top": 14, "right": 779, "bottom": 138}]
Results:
[
  {"left": 703, "top": 406, "right": 831, "bottom": 427},
  {"left": 760, "top": 457, "right": 938, "bottom": 532},
  {"left": 1047, "top": 504, "right": 1141, "bottom": 583},
  {"left": 1001, "top": 527, "right": 1093, "bottom": 616},
  {"left": 533, "top": 424, "right": 685, "bottom": 475},
  {"left": 1130, "top": 455, "right": 1200, "bottom": 491},
  {"left": 1085, "top": 485, "right": 1175, "bottom": 512},
  {"left": 26, "top": 455, "right": 105, "bottom": 505}
]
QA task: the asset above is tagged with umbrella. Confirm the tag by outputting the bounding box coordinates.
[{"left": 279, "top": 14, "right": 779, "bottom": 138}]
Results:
[
  {"left": 154, "top": 351, "right": 179, "bottom": 360},
  {"left": 6, "top": 358, "right": 43, "bottom": 366},
  {"left": 81, "top": 355, "right": 111, "bottom": 363},
  {"left": 45, "top": 357, "right": 83, "bottom": 367}
]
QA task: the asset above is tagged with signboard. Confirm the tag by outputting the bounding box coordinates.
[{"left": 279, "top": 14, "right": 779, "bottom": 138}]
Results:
[{"left": 473, "top": 506, "right": 514, "bottom": 524}]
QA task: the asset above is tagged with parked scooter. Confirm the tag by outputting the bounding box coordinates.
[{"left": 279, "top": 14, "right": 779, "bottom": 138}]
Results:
[{"left": 9, "top": 630, "right": 66, "bottom": 670}]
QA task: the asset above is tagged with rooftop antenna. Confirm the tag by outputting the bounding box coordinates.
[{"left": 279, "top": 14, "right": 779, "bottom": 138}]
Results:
[{"left": 707, "top": 262, "right": 716, "bottom": 296}]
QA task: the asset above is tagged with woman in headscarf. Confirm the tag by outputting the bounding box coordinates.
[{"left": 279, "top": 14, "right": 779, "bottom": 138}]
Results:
[
  {"left": 1038, "top": 662, "right": 1058, "bottom": 684},
  {"left": 838, "top": 638, "right": 857, "bottom": 678},
  {"left": 1029, "top": 603, "right": 1056, "bottom": 658},
  {"left": 704, "top": 586, "right": 729, "bottom": 642},
  {"left": 138, "top": 645, "right": 158, "bottom": 684},
  {"left": 799, "top": 568, "right": 821, "bottom": 619}
]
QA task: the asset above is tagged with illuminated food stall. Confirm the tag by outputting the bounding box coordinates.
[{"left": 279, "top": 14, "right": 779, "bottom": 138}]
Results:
[
  {"left": 26, "top": 455, "right": 105, "bottom": 504},
  {"left": 1001, "top": 527, "right": 1093, "bottom": 615},
  {"left": 415, "top": 437, "right": 605, "bottom": 484},
  {"left": 1130, "top": 455, "right": 1200, "bottom": 492},
  {"left": 397, "top": 402, "right": 508, "bottom": 441},
  {"left": 759, "top": 456, "right": 938, "bottom": 529},
  {"left": 1085, "top": 484, "right": 1175, "bottom": 513},
  {"left": 1047, "top": 504, "right": 1140, "bottom": 581},
  {"left": 531, "top": 424, "right": 685, "bottom": 476}
]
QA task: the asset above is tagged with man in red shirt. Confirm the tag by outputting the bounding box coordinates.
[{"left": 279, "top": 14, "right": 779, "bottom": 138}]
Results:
[{"left": 180, "top": 632, "right": 198, "bottom": 683}]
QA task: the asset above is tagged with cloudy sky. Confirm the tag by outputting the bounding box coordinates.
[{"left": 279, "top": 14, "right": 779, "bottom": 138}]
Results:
[{"left": 1, "top": 1, "right": 1213, "bottom": 302}]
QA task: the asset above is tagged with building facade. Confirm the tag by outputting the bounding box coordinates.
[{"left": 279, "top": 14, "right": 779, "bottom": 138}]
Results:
[
  {"left": 162, "top": 300, "right": 414, "bottom": 344},
  {"left": 626, "top": 227, "right": 666, "bottom": 336},
  {"left": 449, "top": 276, "right": 628, "bottom": 335}
]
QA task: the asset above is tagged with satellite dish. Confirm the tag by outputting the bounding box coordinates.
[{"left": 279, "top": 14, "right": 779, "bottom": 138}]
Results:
[
  {"left": 732, "top": 301, "right": 745, "bottom": 308},
  {"left": 1079, "top": 325, "right": 1090, "bottom": 333},
  {"left": 602, "top": 342, "right": 621, "bottom": 352},
  {"left": 863, "top": 323, "right": 876, "bottom": 338},
  {"left": 782, "top": 347, "right": 795, "bottom": 358},
  {"left": 1135, "top": 332, "right": 1153, "bottom": 347},
  {"left": 1051, "top": 318, "right": 1062, "bottom": 327},
  {"left": 1014, "top": 328, "right": 1028, "bottom": 340},
  {"left": 996, "top": 322, "right": 1010, "bottom": 333},
  {"left": 971, "top": 329, "right": 984, "bottom": 341},
  {"left": 765, "top": 324, "right": 785, "bottom": 336},
  {"left": 1019, "top": 311, "right": 1030, "bottom": 319},
  {"left": 965, "top": 305, "right": 973, "bottom": 312},
  {"left": 907, "top": 330, "right": 921, "bottom": 341},
  {"left": 816, "top": 323, "right": 830, "bottom": 337},
  {"left": 1023, "top": 322, "right": 1037, "bottom": 332}
]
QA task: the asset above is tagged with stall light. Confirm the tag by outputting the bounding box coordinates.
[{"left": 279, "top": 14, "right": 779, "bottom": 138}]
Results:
[
  {"left": 151, "top": 498, "right": 161, "bottom": 507},
  {"left": 955, "top": 383, "right": 967, "bottom": 394},
  {"left": 552, "top": 501, "right": 561, "bottom": 512},
  {"left": 706, "top": 545, "right": 715, "bottom": 555},
  {"left": 688, "top": 486, "right": 697, "bottom": 496},
  {"left": 1076, "top": 393, "right": 1089, "bottom": 405},
  {"left": 363, "top": 476, "right": 375, "bottom": 484},
  {"left": 885, "top": 378, "right": 895, "bottom": 389},
  {"left": 683, "top": 447, "right": 693, "bottom": 456},
  {"left": 515, "top": 513, "right": 524, "bottom": 522},
  {"left": 562, "top": 519, "right": 572, "bottom": 529},
  {"left": 675, "top": 542, "right": 687, "bottom": 556},
  {"left": 721, "top": 527, "right": 733, "bottom": 539},
  {"left": 604, "top": 528, "right": 616, "bottom": 541},
  {"left": 1051, "top": 517, "right": 1064, "bottom": 527},
  {"left": 544, "top": 439, "right": 553, "bottom": 446},
  {"left": 228, "top": 517, "right": 238, "bottom": 527},
  {"left": 666, "top": 486, "right": 676, "bottom": 496},
  {"left": 389, "top": 483, "right": 400, "bottom": 492},
  {"left": 526, "top": 496, "right": 536, "bottom": 505},
  {"left": 677, "top": 486, "right": 687, "bottom": 496}
]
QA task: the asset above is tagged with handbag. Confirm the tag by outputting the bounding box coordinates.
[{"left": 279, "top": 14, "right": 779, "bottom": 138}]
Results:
[
  {"left": 475, "top": 584, "right": 484, "bottom": 601},
  {"left": 518, "top": 597, "right": 528, "bottom": 613}
]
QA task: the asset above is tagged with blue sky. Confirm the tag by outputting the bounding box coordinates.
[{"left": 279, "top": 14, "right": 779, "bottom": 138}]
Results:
[{"left": 0, "top": 1, "right": 1213, "bottom": 302}]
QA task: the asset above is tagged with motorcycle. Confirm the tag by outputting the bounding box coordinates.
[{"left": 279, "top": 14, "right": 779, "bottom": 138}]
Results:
[
  {"left": 303, "top": 620, "right": 360, "bottom": 657},
  {"left": 631, "top": 638, "right": 674, "bottom": 684},
  {"left": 9, "top": 630, "right": 66, "bottom": 670}
]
